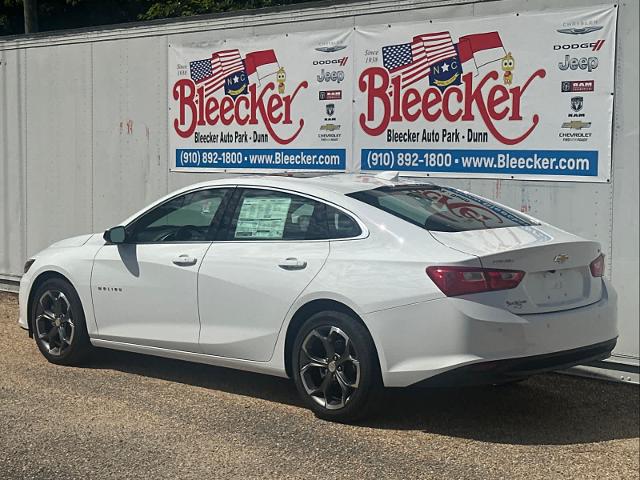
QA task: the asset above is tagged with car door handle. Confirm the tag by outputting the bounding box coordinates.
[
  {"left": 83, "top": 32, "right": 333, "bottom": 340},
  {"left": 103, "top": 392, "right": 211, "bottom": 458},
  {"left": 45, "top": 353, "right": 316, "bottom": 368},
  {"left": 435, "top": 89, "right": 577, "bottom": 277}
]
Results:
[
  {"left": 172, "top": 254, "right": 198, "bottom": 266},
  {"left": 278, "top": 257, "right": 307, "bottom": 270}
]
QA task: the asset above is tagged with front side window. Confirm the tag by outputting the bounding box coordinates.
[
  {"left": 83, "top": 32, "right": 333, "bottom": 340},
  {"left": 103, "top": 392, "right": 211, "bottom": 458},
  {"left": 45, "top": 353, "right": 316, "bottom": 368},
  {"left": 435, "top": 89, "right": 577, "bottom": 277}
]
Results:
[
  {"left": 128, "top": 188, "right": 230, "bottom": 242},
  {"left": 348, "top": 185, "right": 536, "bottom": 232},
  {"left": 228, "top": 189, "right": 329, "bottom": 241}
]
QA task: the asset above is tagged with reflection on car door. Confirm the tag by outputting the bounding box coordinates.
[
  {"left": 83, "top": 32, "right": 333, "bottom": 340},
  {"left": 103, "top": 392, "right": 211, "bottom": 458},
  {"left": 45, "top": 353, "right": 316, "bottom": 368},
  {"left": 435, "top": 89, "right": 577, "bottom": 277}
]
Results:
[
  {"left": 91, "top": 188, "right": 232, "bottom": 352},
  {"left": 198, "top": 188, "right": 330, "bottom": 361}
]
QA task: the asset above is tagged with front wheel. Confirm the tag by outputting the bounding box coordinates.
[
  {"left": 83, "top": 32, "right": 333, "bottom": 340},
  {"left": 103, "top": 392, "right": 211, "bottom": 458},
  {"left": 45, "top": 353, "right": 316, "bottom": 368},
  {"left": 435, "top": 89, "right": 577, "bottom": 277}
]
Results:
[
  {"left": 292, "top": 311, "right": 381, "bottom": 422},
  {"left": 31, "top": 277, "right": 92, "bottom": 365}
]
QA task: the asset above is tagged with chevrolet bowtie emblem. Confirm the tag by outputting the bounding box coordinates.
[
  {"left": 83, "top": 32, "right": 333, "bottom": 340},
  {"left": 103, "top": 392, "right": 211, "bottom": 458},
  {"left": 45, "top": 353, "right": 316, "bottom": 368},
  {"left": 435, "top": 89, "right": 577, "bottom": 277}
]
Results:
[
  {"left": 561, "top": 121, "right": 591, "bottom": 130},
  {"left": 554, "top": 254, "right": 570, "bottom": 264}
]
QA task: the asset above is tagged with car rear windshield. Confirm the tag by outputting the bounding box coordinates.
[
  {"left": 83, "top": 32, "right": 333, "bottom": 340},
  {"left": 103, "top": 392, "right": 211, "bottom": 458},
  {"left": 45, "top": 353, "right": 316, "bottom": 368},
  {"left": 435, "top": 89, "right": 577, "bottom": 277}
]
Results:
[{"left": 347, "top": 185, "right": 537, "bottom": 232}]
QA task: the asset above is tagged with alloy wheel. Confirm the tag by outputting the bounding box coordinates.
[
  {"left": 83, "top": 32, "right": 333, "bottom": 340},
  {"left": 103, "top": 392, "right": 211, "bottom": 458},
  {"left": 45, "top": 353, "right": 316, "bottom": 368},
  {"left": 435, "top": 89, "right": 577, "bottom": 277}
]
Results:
[
  {"left": 35, "top": 290, "right": 75, "bottom": 357},
  {"left": 299, "top": 326, "right": 361, "bottom": 410}
]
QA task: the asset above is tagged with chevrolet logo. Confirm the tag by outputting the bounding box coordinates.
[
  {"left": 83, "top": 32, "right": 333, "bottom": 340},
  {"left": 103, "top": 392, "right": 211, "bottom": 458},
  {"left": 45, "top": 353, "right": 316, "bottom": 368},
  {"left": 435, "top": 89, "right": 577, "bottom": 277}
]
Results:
[
  {"left": 561, "top": 120, "right": 591, "bottom": 130},
  {"left": 554, "top": 254, "right": 570, "bottom": 264},
  {"left": 320, "top": 123, "right": 341, "bottom": 132}
]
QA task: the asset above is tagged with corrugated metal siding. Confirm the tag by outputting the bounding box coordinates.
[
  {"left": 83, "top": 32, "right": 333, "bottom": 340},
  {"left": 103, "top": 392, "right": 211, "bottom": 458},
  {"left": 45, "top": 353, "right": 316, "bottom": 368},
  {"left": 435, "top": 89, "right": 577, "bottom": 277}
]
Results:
[
  {"left": 0, "top": 0, "right": 637, "bottom": 360},
  {"left": 0, "top": 48, "right": 26, "bottom": 277},
  {"left": 25, "top": 44, "right": 93, "bottom": 256},
  {"left": 608, "top": 0, "right": 639, "bottom": 359}
]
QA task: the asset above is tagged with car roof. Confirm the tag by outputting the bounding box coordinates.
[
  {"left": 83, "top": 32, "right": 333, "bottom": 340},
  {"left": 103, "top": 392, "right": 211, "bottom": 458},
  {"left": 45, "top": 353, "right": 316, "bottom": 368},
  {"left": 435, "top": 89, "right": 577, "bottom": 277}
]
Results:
[
  {"left": 120, "top": 174, "right": 435, "bottom": 226},
  {"left": 182, "top": 173, "right": 434, "bottom": 196}
]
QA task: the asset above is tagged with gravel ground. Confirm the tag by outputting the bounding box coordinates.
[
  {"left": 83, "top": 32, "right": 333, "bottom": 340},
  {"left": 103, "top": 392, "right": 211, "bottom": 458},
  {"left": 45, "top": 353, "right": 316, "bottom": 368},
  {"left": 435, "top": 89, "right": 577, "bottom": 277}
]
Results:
[{"left": 0, "top": 291, "right": 638, "bottom": 480}]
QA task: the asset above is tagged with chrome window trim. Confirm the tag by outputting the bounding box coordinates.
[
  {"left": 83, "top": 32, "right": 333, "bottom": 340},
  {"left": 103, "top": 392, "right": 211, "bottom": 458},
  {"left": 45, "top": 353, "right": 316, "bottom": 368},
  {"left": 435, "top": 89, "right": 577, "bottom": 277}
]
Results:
[{"left": 120, "top": 183, "right": 369, "bottom": 244}]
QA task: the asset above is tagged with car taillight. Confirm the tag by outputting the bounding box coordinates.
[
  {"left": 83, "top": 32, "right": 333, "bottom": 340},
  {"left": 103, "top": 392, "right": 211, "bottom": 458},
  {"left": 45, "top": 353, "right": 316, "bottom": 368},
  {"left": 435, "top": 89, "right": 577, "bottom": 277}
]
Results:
[
  {"left": 590, "top": 254, "right": 605, "bottom": 277},
  {"left": 426, "top": 266, "right": 525, "bottom": 297}
]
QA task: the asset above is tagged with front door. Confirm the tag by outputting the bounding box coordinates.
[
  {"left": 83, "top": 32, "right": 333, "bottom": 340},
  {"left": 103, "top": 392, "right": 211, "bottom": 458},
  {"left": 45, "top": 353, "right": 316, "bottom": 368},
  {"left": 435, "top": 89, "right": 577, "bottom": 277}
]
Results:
[
  {"left": 198, "top": 188, "right": 330, "bottom": 361},
  {"left": 91, "top": 187, "right": 233, "bottom": 352}
]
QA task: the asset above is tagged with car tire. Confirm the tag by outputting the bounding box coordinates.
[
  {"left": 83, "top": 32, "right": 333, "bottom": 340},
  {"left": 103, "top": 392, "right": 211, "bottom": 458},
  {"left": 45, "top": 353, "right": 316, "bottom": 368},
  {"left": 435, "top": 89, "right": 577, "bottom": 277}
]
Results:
[
  {"left": 292, "top": 310, "right": 382, "bottom": 423},
  {"left": 31, "top": 277, "right": 92, "bottom": 366}
]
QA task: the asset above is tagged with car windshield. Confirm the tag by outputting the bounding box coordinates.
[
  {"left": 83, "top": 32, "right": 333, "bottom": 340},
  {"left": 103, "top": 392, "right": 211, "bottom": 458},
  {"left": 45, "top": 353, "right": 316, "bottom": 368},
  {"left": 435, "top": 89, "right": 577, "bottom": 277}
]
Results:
[{"left": 347, "top": 185, "right": 537, "bottom": 232}]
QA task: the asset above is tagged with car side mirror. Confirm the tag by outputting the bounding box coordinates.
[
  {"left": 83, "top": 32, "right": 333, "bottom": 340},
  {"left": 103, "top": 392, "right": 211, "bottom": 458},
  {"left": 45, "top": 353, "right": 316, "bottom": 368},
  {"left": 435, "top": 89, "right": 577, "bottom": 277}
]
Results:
[{"left": 104, "top": 226, "right": 127, "bottom": 244}]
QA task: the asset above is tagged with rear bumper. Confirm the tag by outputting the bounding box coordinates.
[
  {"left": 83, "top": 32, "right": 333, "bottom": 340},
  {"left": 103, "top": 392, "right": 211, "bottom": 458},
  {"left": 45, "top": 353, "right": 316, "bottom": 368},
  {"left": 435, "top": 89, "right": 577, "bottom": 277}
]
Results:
[
  {"left": 409, "top": 338, "right": 617, "bottom": 387},
  {"left": 365, "top": 278, "right": 618, "bottom": 387}
]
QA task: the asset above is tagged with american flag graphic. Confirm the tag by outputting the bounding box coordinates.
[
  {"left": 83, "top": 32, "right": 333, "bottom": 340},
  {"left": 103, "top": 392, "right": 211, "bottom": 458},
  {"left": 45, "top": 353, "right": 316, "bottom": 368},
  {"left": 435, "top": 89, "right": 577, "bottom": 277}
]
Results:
[
  {"left": 382, "top": 32, "right": 458, "bottom": 88},
  {"left": 190, "top": 49, "right": 244, "bottom": 94}
]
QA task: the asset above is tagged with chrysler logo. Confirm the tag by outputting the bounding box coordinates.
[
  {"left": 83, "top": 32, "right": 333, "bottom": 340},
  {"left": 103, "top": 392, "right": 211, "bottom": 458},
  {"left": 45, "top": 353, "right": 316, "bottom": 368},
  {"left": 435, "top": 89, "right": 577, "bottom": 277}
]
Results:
[
  {"left": 554, "top": 254, "right": 570, "bottom": 264},
  {"left": 557, "top": 26, "right": 603, "bottom": 35}
]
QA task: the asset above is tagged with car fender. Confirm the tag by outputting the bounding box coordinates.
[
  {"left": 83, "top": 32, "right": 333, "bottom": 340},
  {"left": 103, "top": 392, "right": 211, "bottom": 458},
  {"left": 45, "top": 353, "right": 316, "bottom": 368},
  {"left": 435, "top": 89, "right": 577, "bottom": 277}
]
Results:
[
  {"left": 268, "top": 288, "right": 371, "bottom": 376},
  {"left": 20, "top": 237, "right": 104, "bottom": 336}
]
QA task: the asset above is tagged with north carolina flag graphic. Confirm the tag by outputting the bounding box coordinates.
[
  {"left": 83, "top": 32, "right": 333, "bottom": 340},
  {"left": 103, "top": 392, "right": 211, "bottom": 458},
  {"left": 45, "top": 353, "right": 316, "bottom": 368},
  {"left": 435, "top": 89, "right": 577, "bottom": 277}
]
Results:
[
  {"left": 457, "top": 32, "right": 506, "bottom": 75},
  {"left": 244, "top": 49, "right": 280, "bottom": 85}
]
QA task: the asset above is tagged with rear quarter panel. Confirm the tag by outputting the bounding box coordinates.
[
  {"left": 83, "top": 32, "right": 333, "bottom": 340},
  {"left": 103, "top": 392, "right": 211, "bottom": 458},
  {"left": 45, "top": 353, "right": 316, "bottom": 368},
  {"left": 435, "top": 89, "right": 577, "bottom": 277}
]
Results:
[{"left": 307, "top": 204, "right": 480, "bottom": 314}]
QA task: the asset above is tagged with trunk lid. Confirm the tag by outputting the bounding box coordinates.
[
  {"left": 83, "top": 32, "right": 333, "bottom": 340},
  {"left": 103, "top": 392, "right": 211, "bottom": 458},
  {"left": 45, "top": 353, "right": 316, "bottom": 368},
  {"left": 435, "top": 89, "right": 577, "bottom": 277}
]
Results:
[{"left": 430, "top": 225, "right": 603, "bottom": 314}]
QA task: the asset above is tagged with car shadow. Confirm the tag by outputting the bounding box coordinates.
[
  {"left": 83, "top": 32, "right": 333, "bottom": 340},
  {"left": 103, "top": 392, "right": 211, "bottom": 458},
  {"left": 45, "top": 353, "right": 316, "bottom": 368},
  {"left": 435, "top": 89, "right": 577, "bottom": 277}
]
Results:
[{"left": 86, "top": 348, "right": 639, "bottom": 446}]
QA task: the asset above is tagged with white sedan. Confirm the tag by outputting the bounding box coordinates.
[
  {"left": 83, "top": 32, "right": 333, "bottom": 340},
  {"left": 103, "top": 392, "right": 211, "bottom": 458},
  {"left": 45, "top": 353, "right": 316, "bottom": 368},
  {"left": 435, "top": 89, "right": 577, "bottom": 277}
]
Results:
[{"left": 19, "top": 174, "right": 617, "bottom": 421}]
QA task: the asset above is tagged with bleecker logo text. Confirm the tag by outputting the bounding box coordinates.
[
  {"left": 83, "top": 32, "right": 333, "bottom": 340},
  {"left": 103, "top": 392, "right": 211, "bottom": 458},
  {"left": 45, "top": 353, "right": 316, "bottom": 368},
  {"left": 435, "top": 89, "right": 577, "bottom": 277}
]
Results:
[
  {"left": 173, "top": 79, "right": 308, "bottom": 144},
  {"left": 358, "top": 67, "right": 546, "bottom": 145}
]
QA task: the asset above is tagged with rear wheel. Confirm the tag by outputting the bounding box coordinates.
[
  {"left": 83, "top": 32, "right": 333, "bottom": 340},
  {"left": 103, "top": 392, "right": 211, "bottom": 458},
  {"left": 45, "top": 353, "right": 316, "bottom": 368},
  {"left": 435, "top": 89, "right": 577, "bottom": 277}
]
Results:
[
  {"left": 292, "top": 311, "right": 381, "bottom": 422},
  {"left": 31, "top": 278, "right": 92, "bottom": 365}
]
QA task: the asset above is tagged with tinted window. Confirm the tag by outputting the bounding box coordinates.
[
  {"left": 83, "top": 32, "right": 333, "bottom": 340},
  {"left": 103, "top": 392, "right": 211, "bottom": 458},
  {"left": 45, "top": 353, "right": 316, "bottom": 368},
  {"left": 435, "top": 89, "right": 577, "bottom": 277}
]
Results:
[
  {"left": 129, "top": 188, "right": 230, "bottom": 242},
  {"left": 348, "top": 186, "right": 536, "bottom": 232},
  {"left": 326, "top": 205, "right": 362, "bottom": 238},
  {"left": 229, "top": 189, "right": 328, "bottom": 241}
]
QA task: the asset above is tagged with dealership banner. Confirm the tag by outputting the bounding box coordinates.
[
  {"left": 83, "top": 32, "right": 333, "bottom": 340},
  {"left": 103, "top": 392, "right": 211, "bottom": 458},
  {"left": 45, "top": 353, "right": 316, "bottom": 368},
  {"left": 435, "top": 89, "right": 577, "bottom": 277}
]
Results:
[
  {"left": 354, "top": 5, "right": 616, "bottom": 182},
  {"left": 169, "top": 5, "right": 616, "bottom": 181},
  {"left": 169, "top": 28, "right": 353, "bottom": 172}
]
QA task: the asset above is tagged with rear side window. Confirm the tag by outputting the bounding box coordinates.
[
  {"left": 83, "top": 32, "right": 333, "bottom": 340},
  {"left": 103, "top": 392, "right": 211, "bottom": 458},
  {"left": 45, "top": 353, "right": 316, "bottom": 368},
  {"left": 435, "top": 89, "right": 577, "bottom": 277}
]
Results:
[
  {"left": 226, "top": 189, "right": 363, "bottom": 241},
  {"left": 228, "top": 189, "right": 328, "bottom": 241},
  {"left": 348, "top": 186, "right": 536, "bottom": 232},
  {"left": 326, "top": 205, "right": 362, "bottom": 239}
]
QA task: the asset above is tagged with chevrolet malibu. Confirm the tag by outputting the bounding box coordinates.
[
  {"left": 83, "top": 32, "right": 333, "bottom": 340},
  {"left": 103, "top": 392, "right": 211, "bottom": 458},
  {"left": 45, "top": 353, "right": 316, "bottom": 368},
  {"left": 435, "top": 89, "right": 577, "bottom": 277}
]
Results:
[{"left": 19, "top": 174, "right": 617, "bottom": 421}]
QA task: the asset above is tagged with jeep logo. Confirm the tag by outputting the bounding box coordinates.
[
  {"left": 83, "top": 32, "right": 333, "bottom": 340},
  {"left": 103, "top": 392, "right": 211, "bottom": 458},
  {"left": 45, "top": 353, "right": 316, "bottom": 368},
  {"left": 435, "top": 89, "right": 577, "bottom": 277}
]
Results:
[
  {"left": 317, "top": 69, "right": 345, "bottom": 84},
  {"left": 558, "top": 55, "right": 598, "bottom": 72}
]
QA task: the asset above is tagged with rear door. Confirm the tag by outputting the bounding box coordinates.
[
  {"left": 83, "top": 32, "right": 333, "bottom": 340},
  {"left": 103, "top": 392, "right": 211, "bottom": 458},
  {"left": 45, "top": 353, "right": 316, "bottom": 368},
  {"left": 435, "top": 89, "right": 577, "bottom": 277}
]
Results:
[{"left": 197, "top": 188, "right": 330, "bottom": 361}]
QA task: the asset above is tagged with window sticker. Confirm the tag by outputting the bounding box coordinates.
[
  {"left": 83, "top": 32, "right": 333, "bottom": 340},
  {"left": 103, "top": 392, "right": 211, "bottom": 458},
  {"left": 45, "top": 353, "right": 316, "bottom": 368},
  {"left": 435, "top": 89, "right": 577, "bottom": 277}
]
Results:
[{"left": 235, "top": 197, "right": 292, "bottom": 239}]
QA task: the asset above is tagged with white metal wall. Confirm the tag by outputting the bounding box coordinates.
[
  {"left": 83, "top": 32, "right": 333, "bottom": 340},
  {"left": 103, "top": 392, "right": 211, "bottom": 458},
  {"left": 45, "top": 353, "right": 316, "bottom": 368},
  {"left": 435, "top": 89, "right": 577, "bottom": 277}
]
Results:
[{"left": 0, "top": 0, "right": 638, "bottom": 361}]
